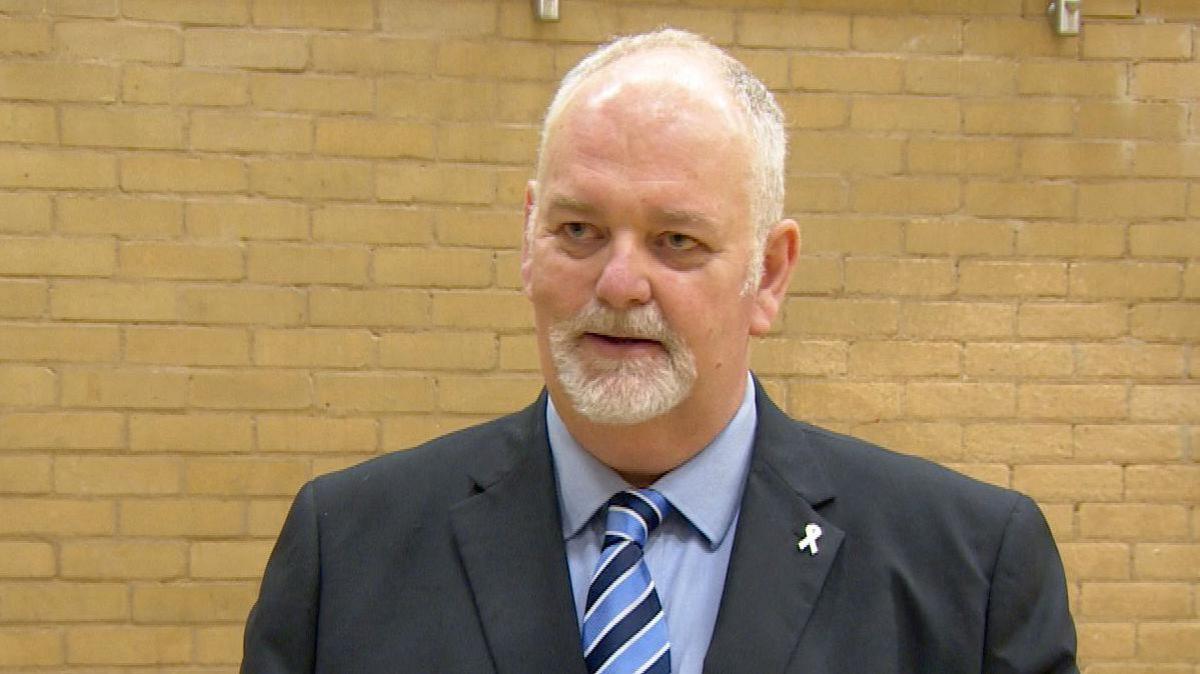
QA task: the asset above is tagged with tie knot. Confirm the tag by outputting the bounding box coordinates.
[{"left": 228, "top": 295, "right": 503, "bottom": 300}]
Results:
[{"left": 604, "top": 488, "right": 671, "bottom": 548}]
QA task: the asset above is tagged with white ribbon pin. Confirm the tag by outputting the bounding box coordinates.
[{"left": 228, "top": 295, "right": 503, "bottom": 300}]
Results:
[{"left": 797, "top": 523, "right": 822, "bottom": 556}]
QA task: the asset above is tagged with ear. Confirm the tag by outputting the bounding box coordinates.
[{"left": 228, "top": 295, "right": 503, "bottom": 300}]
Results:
[
  {"left": 749, "top": 218, "right": 799, "bottom": 336},
  {"left": 520, "top": 180, "right": 537, "bottom": 296}
]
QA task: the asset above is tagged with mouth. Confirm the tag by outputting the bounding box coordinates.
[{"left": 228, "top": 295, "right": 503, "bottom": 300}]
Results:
[{"left": 580, "top": 332, "right": 666, "bottom": 357}]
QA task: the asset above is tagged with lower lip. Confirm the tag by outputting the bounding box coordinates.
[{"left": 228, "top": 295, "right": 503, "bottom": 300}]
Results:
[{"left": 581, "top": 333, "right": 666, "bottom": 358}]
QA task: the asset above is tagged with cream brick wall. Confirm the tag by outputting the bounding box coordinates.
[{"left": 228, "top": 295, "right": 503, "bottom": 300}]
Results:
[{"left": 0, "top": 0, "right": 1195, "bottom": 671}]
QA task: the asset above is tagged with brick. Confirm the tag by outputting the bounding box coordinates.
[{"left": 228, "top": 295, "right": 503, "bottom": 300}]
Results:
[
  {"left": 1082, "top": 23, "right": 1191, "bottom": 59},
  {"left": 0, "top": 411, "right": 122, "bottom": 450},
  {"left": 1186, "top": 265, "right": 1200, "bottom": 298},
  {"left": 123, "top": 65, "right": 247, "bottom": 106},
  {"left": 852, "top": 15, "right": 961, "bottom": 53},
  {"left": 179, "top": 286, "right": 305, "bottom": 326},
  {"left": 61, "top": 539, "right": 186, "bottom": 579},
  {"left": 499, "top": 334, "right": 540, "bottom": 372},
  {"left": 1075, "top": 344, "right": 1184, "bottom": 378},
  {"left": 1058, "top": 542, "right": 1130, "bottom": 580},
  {"left": 964, "top": 343, "right": 1073, "bottom": 377},
  {"left": 0, "top": 540, "right": 54, "bottom": 577},
  {"left": 785, "top": 298, "right": 899, "bottom": 337},
  {"left": 185, "top": 29, "right": 307, "bottom": 69},
  {"left": 254, "top": 328, "right": 374, "bottom": 368},
  {"left": 791, "top": 55, "right": 904, "bottom": 93},
  {"left": 247, "top": 244, "right": 369, "bottom": 285},
  {"left": 249, "top": 159, "right": 372, "bottom": 200},
  {"left": 46, "top": 0, "right": 116, "bottom": 17},
  {"left": 0, "top": 236, "right": 114, "bottom": 277},
  {"left": 384, "top": 0, "right": 497, "bottom": 37},
  {"left": 253, "top": 0, "right": 372, "bottom": 29},
  {"left": 786, "top": 256, "right": 842, "bottom": 295},
  {"left": 0, "top": 324, "right": 120, "bottom": 363},
  {"left": 1131, "top": 303, "right": 1200, "bottom": 341},
  {"left": 789, "top": 133, "right": 905, "bottom": 175},
  {"left": 312, "top": 35, "right": 434, "bottom": 73},
  {"left": 186, "top": 200, "right": 307, "bottom": 241},
  {"left": 56, "top": 20, "right": 180, "bottom": 63},
  {"left": 1132, "top": 143, "right": 1200, "bottom": 178},
  {"left": 0, "top": 18, "right": 51, "bottom": 54},
  {"left": 851, "top": 178, "right": 958, "bottom": 215},
  {"left": 315, "top": 119, "right": 435, "bottom": 159},
  {"left": 1013, "top": 464, "right": 1123, "bottom": 502},
  {"left": 50, "top": 281, "right": 176, "bottom": 321},
  {"left": 251, "top": 73, "right": 372, "bottom": 113},
  {"left": 850, "top": 421, "right": 962, "bottom": 461},
  {"left": 380, "top": 78, "right": 497, "bottom": 121},
  {"left": 1078, "top": 0, "right": 1138, "bottom": 17},
  {"left": 0, "top": 279, "right": 46, "bottom": 317},
  {"left": 904, "top": 58, "right": 1016, "bottom": 95},
  {"left": 123, "top": 0, "right": 247, "bottom": 24},
  {"left": 377, "top": 163, "right": 495, "bottom": 205},
  {"left": 126, "top": 326, "right": 249, "bottom": 367},
  {"left": 1076, "top": 623, "right": 1135, "bottom": 660},
  {"left": 1135, "top": 544, "right": 1200, "bottom": 582},
  {"left": 1079, "top": 101, "right": 1186, "bottom": 141},
  {"left": 495, "top": 81, "right": 555, "bottom": 123},
  {"left": 775, "top": 94, "right": 848, "bottom": 131},
  {"left": 799, "top": 217, "right": 904, "bottom": 255},
  {"left": 58, "top": 196, "right": 182, "bottom": 238},
  {"left": 55, "top": 456, "right": 180, "bottom": 495},
  {"left": 0, "top": 582, "right": 127, "bottom": 621},
  {"left": 195, "top": 624, "right": 242, "bottom": 664},
  {"left": 190, "top": 540, "right": 273, "bottom": 579},
  {"left": 1131, "top": 385, "right": 1200, "bottom": 422},
  {"left": 963, "top": 18, "right": 1078, "bottom": 57},
  {"left": 902, "top": 302, "right": 1015, "bottom": 339},
  {"left": 66, "top": 625, "right": 190, "bottom": 665},
  {"left": 738, "top": 12, "right": 850, "bottom": 49},
  {"left": 1140, "top": 0, "right": 1200, "bottom": 17},
  {"left": 0, "top": 364, "right": 54, "bottom": 406},
  {"left": 906, "top": 219, "right": 1012, "bottom": 256},
  {"left": 185, "top": 459, "right": 307, "bottom": 498},
  {"left": 946, "top": 463, "right": 1009, "bottom": 490},
  {"left": 60, "top": 367, "right": 185, "bottom": 410},
  {"left": 129, "top": 413, "right": 254, "bottom": 453},
  {"left": 189, "top": 370, "right": 311, "bottom": 410},
  {"left": 959, "top": 261, "right": 1066, "bottom": 297},
  {"left": 615, "top": 6, "right": 735, "bottom": 43},
  {"left": 750, "top": 339, "right": 846, "bottom": 376},
  {"left": 0, "top": 193, "right": 51, "bottom": 233},
  {"left": 122, "top": 154, "right": 245, "bottom": 193},
  {"left": 191, "top": 112, "right": 312, "bottom": 154},
  {"left": 1017, "top": 223, "right": 1125, "bottom": 257},
  {"left": 0, "top": 455, "right": 51, "bottom": 493},
  {"left": 120, "top": 498, "right": 243, "bottom": 536},
  {"left": 0, "top": 102, "right": 55, "bottom": 142},
  {"left": 436, "top": 40, "right": 556, "bottom": 80},
  {"left": 374, "top": 247, "right": 493, "bottom": 288},
  {"left": 438, "top": 124, "right": 538, "bottom": 165},
  {"left": 0, "top": 629, "right": 60, "bottom": 666},
  {"left": 257, "top": 415, "right": 377, "bottom": 453},
  {"left": 314, "top": 206, "right": 433, "bottom": 245},
  {"left": 1131, "top": 223, "right": 1200, "bottom": 258},
  {"left": 1080, "top": 582, "right": 1192, "bottom": 619},
  {"left": 908, "top": 138, "right": 1015, "bottom": 176},
  {"left": 439, "top": 376, "right": 544, "bottom": 414},
  {"left": 1070, "top": 262, "right": 1179, "bottom": 300},
  {"left": 964, "top": 181, "right": 1073, "bottom": 218},
  {"left": 1017, "top": 61, "right": 1125, "bottom": 97},
  {"left": 1126, "top": 465, "right": 1200, "bottom": 503},
  {"left": 430, "top": 292, "right": 531, "bottom": 331},
  {"left": 383, "top": 415, "right": 485, "bottom": 451},
  {"left": 132, "top": 582, "right": 258, "bottom": 622},
  {"left": 1137, "top": 622, "right": 1200, "bottom": 661},
  {"left": 247, "top": 499, "right": 291, "bottom": 536},
  {"left": 843, "top": 258, "right": 955, "bottom": 296},
  {"left": 1133, "top": 63, "right": 1200, "bottom": 99},
  {"left": 502, "top": 0, "right": 622, "bottom": 42},
  {"left": 964, "top": 423, "right": 1072, "bottom": 462},
  {"left": 790, "top": 381, "right": 903, "bottom": 422},
  {"left": 729, "top": 48, "right": 789, "bottom": 90},
  {"left": 1020, "top": 140, "right": 1128, "bottom": 178},
  {"left": 847, "top": 341, "right": 959, "bottom": 376},
  {"left": 310, "top": 288, "right": 429, "bottom": 327},
  {"left": 966, "top": 99, "right": 1075, "bottom": 136},
  {"left": 908, "top": 382, "right": 1016, "bottom": 419},
  {"left": 314, "top": 373, "right": 435, "bottom": 413},
  {"left": 1079, "top": 504, "right": 1190, "bottom": 540},
  {"left": 1018, "top": 384, "right": 1126, "bottom": 420},
  {"left": 0, "top": 62, "right": 117, "bottom": 102},
  {"left": 0, "top": 148, "right": 116, "bottom": 189},
  {"left": 1081, "top": 182, "right": 1189, "bottom": 220},
  {"left": 0, "top": 497, "right": 115, "bottom": 535},
  {"left": 380, "top": 331, "right": 497, "bottom": 371},
  {"left": 120, "top": 242, "right": 243, "bottom": 281}
]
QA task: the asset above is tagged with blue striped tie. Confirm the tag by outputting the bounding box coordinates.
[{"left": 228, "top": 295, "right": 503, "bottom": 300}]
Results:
[{"left": 582, "top": 488, "right": 673, "bottom": 674}]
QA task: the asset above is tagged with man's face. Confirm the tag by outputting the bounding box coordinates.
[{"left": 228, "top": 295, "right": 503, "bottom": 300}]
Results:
[{"left": 523, "top": 55, "right": 765, "bottom": 426}]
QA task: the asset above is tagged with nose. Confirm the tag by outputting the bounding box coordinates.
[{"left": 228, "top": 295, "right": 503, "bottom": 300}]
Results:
[{"left": 594, "top": 235, "right": 652, "bottom": 309}]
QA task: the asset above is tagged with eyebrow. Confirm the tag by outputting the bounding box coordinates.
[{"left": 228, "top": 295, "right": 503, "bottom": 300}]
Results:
[{"left": 542, "top": 194, "right": 718, "bottom": 229}]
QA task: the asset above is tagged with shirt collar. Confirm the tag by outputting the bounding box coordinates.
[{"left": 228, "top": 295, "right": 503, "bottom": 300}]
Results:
[{"left": 548, "top": 372, "right": 757, "bottom": 549}]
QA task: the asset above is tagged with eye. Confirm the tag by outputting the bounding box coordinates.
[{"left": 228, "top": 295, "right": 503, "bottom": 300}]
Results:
[
  {"left": 562, "top": 222, "right": 594, "bottom": 239},
  {"left": 660, "top": 232, "right": 699, "bottom": 251}
]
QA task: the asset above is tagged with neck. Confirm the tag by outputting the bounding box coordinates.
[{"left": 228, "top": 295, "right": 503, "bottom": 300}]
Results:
[{"left": 551, "top": 372, "right": 749, "bottom": 485}]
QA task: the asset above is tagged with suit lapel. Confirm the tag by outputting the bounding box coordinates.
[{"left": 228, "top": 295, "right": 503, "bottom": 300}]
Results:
[
  {"left": 704, "top": 385, "right": 845, "bottom": 674},
  {"left": 450, "top": 397, "right": 588, "bottom": 674}
]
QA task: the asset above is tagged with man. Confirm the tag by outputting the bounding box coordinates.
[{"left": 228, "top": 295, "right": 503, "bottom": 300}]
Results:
[{"left": 242, "top": 29, "right": 1077, "bottom": 674}]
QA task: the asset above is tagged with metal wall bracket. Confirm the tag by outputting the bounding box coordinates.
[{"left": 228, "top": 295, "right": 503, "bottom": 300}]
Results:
[
  {"left": 1048, "top": 0, "right": 1081, "bottom": 36},
  {"left": 535, "top": 0, "right": 560, "bottom": 22}
]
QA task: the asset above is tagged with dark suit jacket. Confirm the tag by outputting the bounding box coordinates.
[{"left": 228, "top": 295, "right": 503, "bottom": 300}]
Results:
[{"left": 242, "top": 383, "right": 1078, "bottom": 673}]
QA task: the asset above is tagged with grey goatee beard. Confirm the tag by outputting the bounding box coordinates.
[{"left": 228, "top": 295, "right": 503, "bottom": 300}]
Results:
[{"left": 549, "top": 300, "right": 697, "bottom": 425}]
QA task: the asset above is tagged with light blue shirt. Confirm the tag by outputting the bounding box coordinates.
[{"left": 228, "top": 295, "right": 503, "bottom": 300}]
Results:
[{"left": 548, "top": 373, "right": 757, "bottom": 674}]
